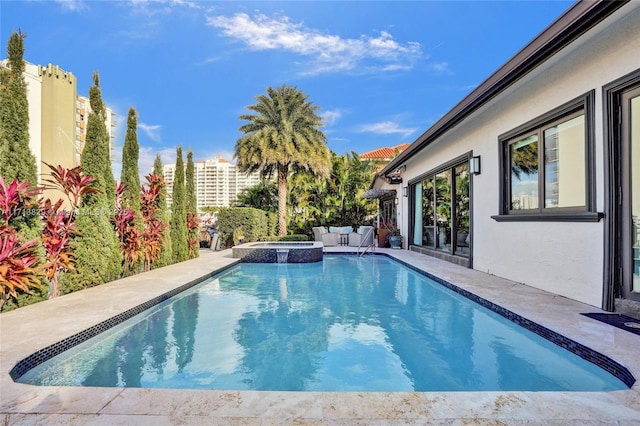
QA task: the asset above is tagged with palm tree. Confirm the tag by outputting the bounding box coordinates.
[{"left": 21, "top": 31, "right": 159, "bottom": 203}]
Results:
[{"left": 235, "top": 85, "right": 331, "bottom": 236}]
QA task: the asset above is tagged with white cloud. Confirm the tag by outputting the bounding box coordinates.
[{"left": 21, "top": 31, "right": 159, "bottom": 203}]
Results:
[
  {"left": 137, "top": 145, "right": 159, "bottom": 177},
  {"left": 111, "top": 143, "right": 123, "bottom": 181},
  {"left": 138, "top": 122, "right": 162, "bottom": 142},
  {"left": 428, "top": 61, "right": 452, "bottom": 74},
  {"left": 321, "top": 109, "right": 343, "bottom": 126},
  {"left": 357, "top": 121, "right": 417, "bottom": 139},
  {"left": 55, "top": 0, "right": 88, "bottom": 12},
  {"left": 206, "top": 13, "right": 422, "bottom": 75}
]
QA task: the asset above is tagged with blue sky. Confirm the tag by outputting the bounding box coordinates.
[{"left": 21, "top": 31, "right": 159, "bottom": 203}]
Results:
[{"left": 1, "top": 0, "right": 573, "bottom": 177}]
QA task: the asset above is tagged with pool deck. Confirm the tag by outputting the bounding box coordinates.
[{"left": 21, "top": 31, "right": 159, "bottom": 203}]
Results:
[{"left": 1, "top": 247, "right": 639, "bottom": 425}]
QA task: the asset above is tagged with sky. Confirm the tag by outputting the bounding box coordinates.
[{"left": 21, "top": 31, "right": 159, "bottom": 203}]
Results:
[{"left": 1, "top": 0, "right": 574, "bottom": 178}]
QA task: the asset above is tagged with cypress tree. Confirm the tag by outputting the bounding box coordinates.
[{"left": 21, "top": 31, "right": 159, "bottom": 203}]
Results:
[
  {"left": 0, "top": 31, "right": 37, "bottom": 185},
  {"left": 0, "top": 31, "right": 46, "bottom": 309},
  {"left": 61, "top": 72, "right": 121, "bottom": 292},
  {"left": 120, "top": 107, "right": 143, "bottom": 274},
  {"left": 152, "top": 153, "right": 172, "bottom": 268},
  {"left": 121, "top": 107, "right": 142, "bottom": 215},
  {"left": 185, "top": 149, "right": 199, "bottom": 259},
  {"left": 0, "top": 31, "right": 40, "bottom": 240},
  {"left": 170, "top": 146, "right": 188, "bottom": 263}
]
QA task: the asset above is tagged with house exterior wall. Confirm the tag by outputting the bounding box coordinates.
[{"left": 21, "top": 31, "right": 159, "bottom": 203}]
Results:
[{"left": 387, "top": 2, "right": 640, "bottom": 308}]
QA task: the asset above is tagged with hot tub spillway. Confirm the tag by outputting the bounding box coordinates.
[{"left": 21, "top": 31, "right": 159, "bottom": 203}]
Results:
[
  {"left": 232, "top": 241, "right": 323, "bottom": 263},
  {"left": 276, "top": 249, "right": 289, "bottom": 263}
]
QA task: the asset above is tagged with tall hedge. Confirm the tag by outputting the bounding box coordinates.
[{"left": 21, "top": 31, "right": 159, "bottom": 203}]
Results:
[
  {"left": 170, "top": 146, "right": 188, "bottom": 262},
  {"left": 61, "top": 72, "right": 121, "bottom": 292},
  {"left": 152, "top": 153, "right": 172, "bottom": 268},
  {"left": 120, "top": 107, "right": 143, "bottom": 274},
  {"left": 0, "top": 31, "right": 41, "bottom": 242},
  {"left": 121, "top": 107, "right": 142, "bottom": 215},
  {"left": 0, "top": 31, "right": 37, "bottom": 186},
  {"left": 185, "top": 149, "right": 198, "bottom": 259},
  {"left": 217, "top": 207, "right": 269, "bottom": 248}
]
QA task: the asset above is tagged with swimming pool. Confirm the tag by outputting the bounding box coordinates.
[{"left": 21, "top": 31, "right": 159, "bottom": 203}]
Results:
[{"left": 15, "top": 255, "right": 630, "bottom": 391}]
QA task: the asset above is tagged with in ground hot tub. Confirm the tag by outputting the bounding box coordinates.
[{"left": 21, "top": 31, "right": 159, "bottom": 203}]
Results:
[{"left": 232, "top": 241, "right": 323, "bottom": 263}]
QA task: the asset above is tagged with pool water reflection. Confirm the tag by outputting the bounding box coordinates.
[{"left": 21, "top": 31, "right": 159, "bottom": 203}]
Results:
[{"left": 17, "top": 255, "right": 628, "bottom": 391}]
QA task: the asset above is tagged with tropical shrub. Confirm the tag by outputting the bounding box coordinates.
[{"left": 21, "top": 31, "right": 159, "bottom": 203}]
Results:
[
  {"left": 140, "top": 173, "right": 168, "bottom": 271},
  {"left": 41, "top": 163, "right": 100, "bottom": 298},
  {"left": 0, "top": 176, "right": 42, "bottom": 311},
  {"left": 187, "top": 212, "right": 200, "bottom": 258},
  {"left": 114, "top": 182, "right": 143, "bottom": 276},
  {"left": 217, "top": 207, "right": 269, "bottom": 247}
]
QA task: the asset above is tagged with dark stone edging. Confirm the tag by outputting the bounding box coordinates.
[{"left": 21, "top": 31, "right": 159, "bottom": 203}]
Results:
[
  {"left": 10, "top": 252, "right": 636, "bottom": 389},
  {"left": 9, "top": 261, "right": 240, "bottom": 381}
]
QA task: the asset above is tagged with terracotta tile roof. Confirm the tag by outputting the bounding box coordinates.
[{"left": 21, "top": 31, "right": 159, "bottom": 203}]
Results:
[{"left": 359, "top": 143, "right": 410, "bottom": 160}]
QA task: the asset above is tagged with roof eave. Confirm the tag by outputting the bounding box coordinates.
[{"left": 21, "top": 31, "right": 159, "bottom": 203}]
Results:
[{"left": 379, "top": 0, "right": 628, "bottom": 178}]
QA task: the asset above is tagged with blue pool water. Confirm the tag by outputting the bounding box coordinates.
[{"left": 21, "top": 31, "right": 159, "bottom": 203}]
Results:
[{"left": 17, "top": 255, "right": 628, "bottom": 391}]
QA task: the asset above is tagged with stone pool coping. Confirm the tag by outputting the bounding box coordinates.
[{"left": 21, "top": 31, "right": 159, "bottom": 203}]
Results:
[{"left": 1, "top": 248, "right": 639, "bottom": 424}]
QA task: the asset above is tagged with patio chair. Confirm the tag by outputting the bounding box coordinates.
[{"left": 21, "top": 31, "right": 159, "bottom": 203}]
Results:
[
  {"left": 348, "top": 226, "right": 375, "bottom": 247},
  {"left": 312, "top": 226, "right": 340, "bottom": 247}
]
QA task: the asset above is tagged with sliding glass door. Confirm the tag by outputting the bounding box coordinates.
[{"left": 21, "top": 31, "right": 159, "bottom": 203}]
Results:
[{"left": 411, "top": 159, "right": 470, "bottom": 257}]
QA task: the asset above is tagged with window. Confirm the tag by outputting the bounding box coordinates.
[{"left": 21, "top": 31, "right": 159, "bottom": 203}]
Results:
[
  {"left": 495, "top": 91, "right": 599, "bottom": 222},
  {"left": 410, "top": 157, "right": 470, "bottom": 257}
]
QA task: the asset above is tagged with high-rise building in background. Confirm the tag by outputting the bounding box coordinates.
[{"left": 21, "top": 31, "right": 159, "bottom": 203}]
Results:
[
  {"left": 163, "top": 155, "right": 263, "bottom": 211},
  {"left": 76, "top": 95, "right": 116, "bottom": 165}
]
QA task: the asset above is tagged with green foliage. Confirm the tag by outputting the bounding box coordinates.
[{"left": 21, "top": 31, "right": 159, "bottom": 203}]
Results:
[
  {"left": 217, "top": 207, "right": 269, "bottom": 247},
  {"left": 0, "top": 30, "right": 40, "bottom": 256},
  {"left": 0, "top": 176, "right": 43, "bottom": 311},
  {"left": 235, "top": 85, "right": 331, "bottom": 236},
  {"left": 276, "top": 234, "right": 308, "bottom": 241},
  {"left": 152, "top": 154, "right": 172, "bottom": 268},
  {"left": 121, "top": 108, "right": 142, "bottom": 214},
  {"left": 185, "top": 149, "right": 198, "bottom": 259},
  {"left": 266, "top": 211, "right": 278, "bottom": 238},
  {"left": 232, "top": 226, "right": 245, "bottom": 246},
  {"left": 60, "top": 207, "right": 122, "bottom": 293},
  {"left": 287, "top": 151, "right": 377, "bottom": 237},
  {"left": 0, "top": 31, "right": 37, "bottom": 186},
  {"left": 41, "top": 164, "right": 100, "bottom": 298},
  {"left": 140, "top": 174, "right": 169, "bottom": 271},
  {"left": 236, "top": 180, "right": 278, "bottom": 212},
  {"left": 66, "top": 71, "right": 121, "bottom": 290},
  {"left": 120, "top": 107, "right": 143, "bottom": 272},
  {"left": 114, "top": 182, "right": 143, "bottom": 277},
  {"left": 170, "top": 146, "right": 188, "bottom": 263},
  {"left": 82, "top": 72, "right": 115, "bottom": 204}
]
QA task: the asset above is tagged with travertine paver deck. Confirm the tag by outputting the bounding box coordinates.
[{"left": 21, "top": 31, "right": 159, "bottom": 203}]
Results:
[{"left": 1, "top": 247, "right": 639, "bottom": 425}]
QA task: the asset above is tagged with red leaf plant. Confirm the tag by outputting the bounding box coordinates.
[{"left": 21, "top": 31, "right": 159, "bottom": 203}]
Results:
[
  {"left": 140, "top": 174, "right": 168, "bottom": 271},
  {"left": 42, "top": 162, "right": 100, "bottom": 208},
  {"left": 41, "top": 163, "right": 99, "bottom": 298},
  {"left": 41, "top": 199, "right": 78, "bottom": 298},
  {"left": 0, "top": 227, "right": 42, "bottom": 311},
  {"left": 0, "top": 175, "right": 41, "bottom": 224},
  {"left": 187, "top": 212, "right": 200, "bottom": 258},
  {"left": 0, "top": 176, "right": 43, "bottom": 311},
  {"left": 113, "top": 182, "right": 143, "bottom": 275}
]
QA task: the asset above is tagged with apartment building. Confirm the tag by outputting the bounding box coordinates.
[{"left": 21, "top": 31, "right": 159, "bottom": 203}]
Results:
[
  {"left": 0, "top": 60, "right": 116, "bottom": 194},
  {"left": 76, "top": 95, "right": 117, "bottom": 165},
  {"left": 163, "top": 155, "right": 263, "bottom": 210}
]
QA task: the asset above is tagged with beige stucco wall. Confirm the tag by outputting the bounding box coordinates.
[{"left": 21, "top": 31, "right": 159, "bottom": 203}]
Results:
[
  {"left": 39, "top": 64, "right": 78, "bottom": 205},
  {"left": 390, "top": 2, "right": 640, "bottom": 307},
  {"left": 22, "top": 63, "right": 43, "bottom": 182}
]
